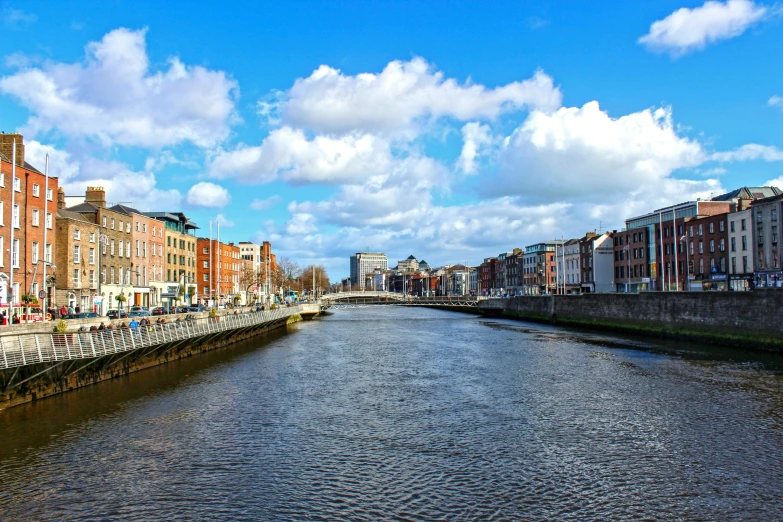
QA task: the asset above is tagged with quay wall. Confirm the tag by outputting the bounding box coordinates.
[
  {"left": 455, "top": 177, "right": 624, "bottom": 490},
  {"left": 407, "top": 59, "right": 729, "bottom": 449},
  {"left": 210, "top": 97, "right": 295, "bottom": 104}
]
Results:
[
  {"left": 0, "top": 306, "right": 319, "bottom": 410},
  {"left": 483, "top": 292, "right": 783, "bottom": 350}
]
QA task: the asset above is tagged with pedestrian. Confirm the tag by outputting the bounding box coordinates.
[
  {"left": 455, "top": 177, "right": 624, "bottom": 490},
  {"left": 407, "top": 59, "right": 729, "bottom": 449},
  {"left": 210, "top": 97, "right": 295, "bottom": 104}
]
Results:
[
  {"left": 98, "top": 322, "right": 106, "bottom": 331},
  {"left": 0, "top": 311, "right": 6, "bottom": 326},
  {"left": 60, "top": 305, "right": 67, "bottom": 318},
  {"left": 75, "top": 305, "right": 81, "bottom": 314},
  {"left": 12, "top": 313, "right": 20, "bottom": 324},
  {"left": 129, "top": 319, "right": 139, "bottom": 330}
]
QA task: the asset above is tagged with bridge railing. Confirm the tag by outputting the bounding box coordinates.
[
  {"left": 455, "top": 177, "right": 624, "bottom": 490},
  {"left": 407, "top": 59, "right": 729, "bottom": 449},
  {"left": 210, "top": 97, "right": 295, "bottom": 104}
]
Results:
[{"left": 0, "top": 305, "right": 315, "bottom": 370}]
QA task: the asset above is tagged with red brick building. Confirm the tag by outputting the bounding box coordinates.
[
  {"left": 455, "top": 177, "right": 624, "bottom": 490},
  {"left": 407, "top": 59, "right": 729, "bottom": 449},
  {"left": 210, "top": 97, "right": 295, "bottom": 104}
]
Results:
[
  {"left": 0, "top": 133, "right": 59, "bottom": 314},
  {"left": 197, "top": 238, "right": 241, "bottom": 305},
  {"left": 613, "top": 228, "right": 650, "bottom": 292}
]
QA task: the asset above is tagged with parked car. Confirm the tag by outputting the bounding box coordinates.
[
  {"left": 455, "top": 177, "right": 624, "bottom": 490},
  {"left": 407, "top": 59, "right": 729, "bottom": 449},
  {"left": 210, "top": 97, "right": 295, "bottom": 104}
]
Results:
[
  {"left": 174, "top": 306, "right": 188, "bottom": 314},
  {"left": 107, "top": 309, "right": 129, "bottom": 319},
  {"left": 130, "top": 306, "right": 149, "bottom": 313},
  {"left": 128, "top": 310, "right": 151, "bottom": 318},
  {"left": 151, "top": 307, "right": 168, "bottom": 316},
  {"left": 65, "top": 312, "right": 100, "bottom": 319},
  {"left": 187, "top": 304, "right": 206, "bottom": 313}
]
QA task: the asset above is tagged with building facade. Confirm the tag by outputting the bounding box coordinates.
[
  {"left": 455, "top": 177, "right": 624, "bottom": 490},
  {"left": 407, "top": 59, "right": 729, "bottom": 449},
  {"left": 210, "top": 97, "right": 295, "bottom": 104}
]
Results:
[
  {"left": 751, "top": 194, "right": 783, "bottom": 288},
  {"left": 350, "top": 252, "right": 388, "bottom": 290},
  {"left": 613, "top": 228, "right": 650, "bottom": 293},
  {"left": 54, "top": 209, "right": 99, "bottom": 312},
  {"left": 145, "top": 212, "right": 199, "bottom": 307},
  {"left": 727, "top": 208, "right": 754, "bottom": 291}
]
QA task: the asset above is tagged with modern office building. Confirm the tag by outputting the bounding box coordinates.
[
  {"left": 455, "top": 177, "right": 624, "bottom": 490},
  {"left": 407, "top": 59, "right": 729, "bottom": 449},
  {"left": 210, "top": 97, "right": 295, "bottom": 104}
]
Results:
[{"left": 349, "top": 252, "right": 388, "bottom": 289}]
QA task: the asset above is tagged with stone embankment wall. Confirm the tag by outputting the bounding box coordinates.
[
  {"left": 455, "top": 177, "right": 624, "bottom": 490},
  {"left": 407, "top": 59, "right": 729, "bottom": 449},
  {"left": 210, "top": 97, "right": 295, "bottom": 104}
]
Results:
[
  {"left": 0, "top": 305, "right": 320, "bottom": 410},
  {"left": 480, "top": 292, "right": 783, "bottom": 351}
]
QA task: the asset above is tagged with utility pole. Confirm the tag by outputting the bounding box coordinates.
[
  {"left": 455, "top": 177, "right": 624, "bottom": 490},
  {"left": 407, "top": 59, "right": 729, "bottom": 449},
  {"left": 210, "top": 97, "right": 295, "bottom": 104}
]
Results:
[
  {"left": 42, "top": 153, "right": 49, "bottom": 318},
  {"left": 8, "top": 139, "right": 16, "bottom": 325}
]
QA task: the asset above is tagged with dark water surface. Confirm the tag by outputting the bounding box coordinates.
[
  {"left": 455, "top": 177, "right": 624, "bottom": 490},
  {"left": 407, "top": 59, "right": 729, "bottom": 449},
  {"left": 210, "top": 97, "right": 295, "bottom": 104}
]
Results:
[{"left": 1, "top": 307, "right": 783, "bottom": 520}]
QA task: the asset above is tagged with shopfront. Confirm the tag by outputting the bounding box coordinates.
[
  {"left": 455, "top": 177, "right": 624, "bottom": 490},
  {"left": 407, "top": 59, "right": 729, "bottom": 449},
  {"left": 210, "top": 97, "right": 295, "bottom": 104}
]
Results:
[{"left": 755, "top": 271, "right": 783, "bottom": 289}]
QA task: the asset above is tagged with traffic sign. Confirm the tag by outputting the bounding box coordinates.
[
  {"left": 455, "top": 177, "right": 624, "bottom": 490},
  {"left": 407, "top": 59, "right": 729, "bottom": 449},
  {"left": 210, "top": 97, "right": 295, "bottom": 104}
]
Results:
[{"left": 38, "top": 290, "right": 46, "bottom": 299}]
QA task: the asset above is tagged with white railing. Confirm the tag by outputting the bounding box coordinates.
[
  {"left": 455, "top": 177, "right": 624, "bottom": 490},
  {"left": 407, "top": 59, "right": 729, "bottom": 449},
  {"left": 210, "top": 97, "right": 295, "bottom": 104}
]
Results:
[{"left": 0, "top": 305, "right": 315, "bottom": 370}]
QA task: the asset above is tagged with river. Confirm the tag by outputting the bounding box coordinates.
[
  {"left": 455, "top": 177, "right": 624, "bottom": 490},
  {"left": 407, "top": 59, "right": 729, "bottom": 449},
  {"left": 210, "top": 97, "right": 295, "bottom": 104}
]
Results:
[{"left": 1, "top": 306, "right": 782, "bottom": 520}]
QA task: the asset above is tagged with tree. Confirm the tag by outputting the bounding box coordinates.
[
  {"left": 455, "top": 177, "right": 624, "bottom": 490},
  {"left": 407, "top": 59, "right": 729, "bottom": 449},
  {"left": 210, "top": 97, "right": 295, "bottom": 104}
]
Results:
[
  {"left": 115, "top": 294, "right": 127, "bottom": 312},
  {"left": 276, "top": 257, "right": 301, "bottom": 302},
  {"left": 239, "top": 264, "right": 260, "bottom": 304},
  {"left": 299, "top": 265, "right": 330, "bottom": 298}
]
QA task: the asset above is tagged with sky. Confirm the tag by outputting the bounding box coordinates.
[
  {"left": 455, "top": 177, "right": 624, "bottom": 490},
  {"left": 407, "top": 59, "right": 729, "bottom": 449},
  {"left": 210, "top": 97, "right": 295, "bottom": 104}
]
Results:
[{"left": 1, "top": 0, "right": 781, "bottom": 281}]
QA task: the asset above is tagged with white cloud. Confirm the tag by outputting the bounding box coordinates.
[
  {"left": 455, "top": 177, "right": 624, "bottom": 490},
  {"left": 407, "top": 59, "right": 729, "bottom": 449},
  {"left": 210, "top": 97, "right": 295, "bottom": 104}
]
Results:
[
  {"left": 2, "top": 7, "right": 37, "bottom": 28},
  {"left": 24, "top": 140, "right": 181, "bottom": 210},
  {"left": 711, "top": 144, "right": 783, "bottom": 161},
  {"left": 250, "top": 195, "right": 281, "bottom": 210},
  {"left": 285, "top": 213, "right": 319, "bottom": 235},
  {"left": 769, "top": 95, "right": 783, "bottom": 110},
  {"left": 215, "top": 213, "right": 235, "bottom": 228},
  {"left": 456, "top": 122, "right": 493, "bottom": 173},
  {"left": 271, "top": 58, "right": 561, "bottom": 134},
  {"left": 492, "top": 101, "right": 706, "bottom": 201},
  {"left": 186, "top": 182, "right": 231, "bottom": 207},
  {"left": 639, "top": 0, "right": 767, "bottom": 57},
  {"left": 0, "top": 27, "right": 237, "bottom": 148}
]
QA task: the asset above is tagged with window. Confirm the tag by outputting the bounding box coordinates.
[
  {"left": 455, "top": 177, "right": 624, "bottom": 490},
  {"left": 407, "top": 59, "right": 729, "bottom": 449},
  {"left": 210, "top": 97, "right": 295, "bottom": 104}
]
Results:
[
  {"left": 203, "top": 247, "right": 208, "bottom": 254},
  {"left": 89, "top": 270, "right": 95, "bottom": 288},
  {"left": 142, "top": 223, "right": 146, "bottom": 233},
  {"left": 0, "top": 237, "right": 4, "bottom": 267},
  {"left": 111, "top": 240, "right": 115, "bottom": 256},
  {"left": 689, "top": 226, "right": 693, "bottom": 237},
  {"left": 119, "top": 241, "right": 124, "bottom": 257},
  {"left": 710, "top": 240, "right": 714, "bottom": 253},
  {"left": 126, "top": 241, "right": 130, "bottom": 258},
  {"left": 111, "top": 267, "right": 115, "bottom": 284},
  {"left": 89, "top": 248, "right": 95, "bottom": 265},
  {"left": 742, "top": 235, "right": 748, "bottom": 251},
  {"left": 203, "top": 273, "right": 208, "bottom": 281},
  {"left": 720, "top": 258, "right": 726, "bottom": 273},
  {"left": 758, "top": 227, "right": 764, "bottom": 245},
  {"left": 167, "top": 236, "right": 171, "bottom": 246},
  {"left": 203, "top": 260, "right": 208, "bottom": 268},
  {"left": 46, "top": 212, "right": 52, "bottom": 229},
  {"left": 73, "top": 269, "right": 80, "bottom": 287},
  {"left": 45, "top": 243, "right": 52, "bottom": 263},
  {"left": 699, "top": 259, "right": 704, "bottom": 274},
  {"left": 12, "top": 205, "right": 20, "bottom": 228},
  {"left": 731, "top": 257, "right": 736, "bottom": 274},
  {"left": 0, "top": 173, "right": 4, "bottom": 187},
  {"left": 731, "top": 237, "right": 736, "bottom": 252},
  {"left": 142, "top": 242, "right": 146, "bottom": 258},
  {"left": 74, "top": 229, "right": 81, "bottom": 240},
  {"left": 731, "top": 221, "right": 735, "bottom": 233},
  {"left": 126, "top": 223, "right": 130, "bottom": 233},
  {"left": 46, "top": 188, "right": 53, "bottom": 201},
  {"left": 773, "top": 209, "right": 778, "bottom": 222},
  {"left": 0, "top": 201, "right": 3, "bottom": 225},
  {"left": 111, "top": 219, "right": 115, "bottom": 229},
  {"left": 13, "top": 176, "right": 20, "bottom": 192},
  {"left": 698, "top": 224, "right": 703, "bottom": 236},
  {"left": 698, "top": 242, "right": 703, "bottom": 254},
  {"left": 103, "top": 216, "right": 107, "bottom": 228},
  {"left": 757, "top": 211, "right": 763, "bottom": 223},
  {"left": 640, "top": 247, "right": 644, "bottom": 258},
  {"left": 743, "top": 256, "right": 748, "bottom": 273},
  {"left": 719, "top": 220, "right": 724, "bottom": 232},
  {"left": 773, "top": 226, "right": 779, "bottom": 244},
  {"left": 135, "top": 221, "right": 140, "bottom": 231},
  {"left": 709, "top": 223, "right": 714, "bottom": 234},
  {"left": 32, "top": 209, "right": 39, "bottom": 226},
  {"left": 32, "top": 184, "right": 40, "bottom": 197},
  {"left": 136, "top": 240, "right": 140, "bottom": 257},
  {"left": 12, "top": 239, "right": 19, "bottom": 268},
  {"left": 720, "top": 238, "right": 725, "bottom": 252},
  {"left": 31, "top": 242, "right": 39, "bottom": 264},
  {"left": 102, "top": 239, "right": 107, "bottom": 255},
  {"left": 74, "top": 245, "right": 82, "bottom": 264}
]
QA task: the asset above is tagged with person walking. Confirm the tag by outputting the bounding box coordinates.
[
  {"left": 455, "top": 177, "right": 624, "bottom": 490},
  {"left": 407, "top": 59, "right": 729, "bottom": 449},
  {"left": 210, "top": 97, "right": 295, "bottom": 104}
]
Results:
[{"left": 60, "top": 305, "right": 67, "bottom": 318}]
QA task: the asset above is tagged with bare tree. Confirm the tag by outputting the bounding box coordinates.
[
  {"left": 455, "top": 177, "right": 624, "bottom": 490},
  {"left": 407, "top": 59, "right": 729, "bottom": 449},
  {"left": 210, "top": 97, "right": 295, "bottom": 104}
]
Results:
[
  {"left": 276, "top": 257, "right": 301, "bottom": 301},
  {"left": 239, "top": 264, "right": 260, "bottom": 304},
  {"left": 299, "top": 264, "right": 331, "bottom": 298}
]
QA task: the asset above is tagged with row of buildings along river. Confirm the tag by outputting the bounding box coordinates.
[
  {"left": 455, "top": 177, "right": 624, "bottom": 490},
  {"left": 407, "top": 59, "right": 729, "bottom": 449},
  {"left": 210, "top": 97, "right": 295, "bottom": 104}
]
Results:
[
  {"left": 340, "top": 186, "right": 783, "bottom": 296},
  {"left": 0, "top": 133, "right": 279, "bottom": 316}
]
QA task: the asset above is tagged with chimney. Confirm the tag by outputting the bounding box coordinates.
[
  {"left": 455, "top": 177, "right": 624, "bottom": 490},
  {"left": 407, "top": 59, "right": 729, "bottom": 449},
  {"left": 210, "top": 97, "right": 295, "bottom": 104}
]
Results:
[
  {"left": 57, "top": 188, "right": 66, "bottom": 210},
  {"left": 85, "top": 186, "right": 106, "bottom": 208},
  {"left": 0, "top": 133, "right": 25, "bottom": 166}
]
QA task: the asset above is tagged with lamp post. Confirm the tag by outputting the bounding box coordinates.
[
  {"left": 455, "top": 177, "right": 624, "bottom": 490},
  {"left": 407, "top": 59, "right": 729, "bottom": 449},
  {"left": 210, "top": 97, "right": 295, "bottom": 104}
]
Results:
[
  {"left": 27, "top": 260, "right": 56, "bottom": 323},
  {"left": 680, "top": 235, "right": 689, "bottom": 291}
]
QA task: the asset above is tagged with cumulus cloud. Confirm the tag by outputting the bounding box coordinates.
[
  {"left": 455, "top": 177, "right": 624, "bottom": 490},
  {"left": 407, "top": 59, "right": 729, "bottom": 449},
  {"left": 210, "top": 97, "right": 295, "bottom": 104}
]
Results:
[
  {"left": 186, "top": 182, "right": 231, "bottom": 207},
  {"left": 639, "top": 0, "right": 767, "bottom": 57},
  {"left": 769, "top": 95, "right": 783, "bottom": 110},
  {"left": 492, "top": 101, "right": 706, "bottom": 201},
  {"left": 285, "top": 213, "right": 319, "bottom": 235},
  {"left": 215, "top": 213, "right": 235, "bottom": 228},
  {"left": 456, "top": 122, "right": 494, "bottom": 173},
  {"left": 24, "top": 140, "right": 181, "bottom": 210},
  {"left": 250, "top": 195, "right": 281, "bottom": 210},
  {"left": 0, "top": 27, "right": 237, "bottom": 148},
  {"left": 269, "top": 58, "right": 561, "bottom": 134},
  {"left": 711, "top": 144, "right": 783, "bottom": 161}
]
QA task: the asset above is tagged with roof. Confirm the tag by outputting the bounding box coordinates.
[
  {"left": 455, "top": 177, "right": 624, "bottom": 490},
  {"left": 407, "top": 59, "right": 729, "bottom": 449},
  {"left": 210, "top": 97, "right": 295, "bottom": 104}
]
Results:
[
  {"left": 406, "top": 255, "right": 417, "bottom": 260},
  {"left": 143, "top": 211, "right": 199, "bottom": 229},
  {"left": 712, "top": 186, "right": 782, "bottom": 201},
  {"left": 57, "top": 209, "right": 93, "bottom": 223},
  {"left": 109, "top": 203, "right": 144, "bottom": 216},
  {"left": 66, "top": 202, "right": 100, "bottom": 214},
  {"left": 0, "top": 151, "right": 44, "bottom": 174}
]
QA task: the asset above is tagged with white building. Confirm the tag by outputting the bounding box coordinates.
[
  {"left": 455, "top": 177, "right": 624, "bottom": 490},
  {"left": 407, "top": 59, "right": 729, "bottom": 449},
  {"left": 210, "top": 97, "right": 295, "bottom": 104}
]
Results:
[
  {"left": 727, "top": 208, "right": 754, "bottom": 291},
  {"left": 581, "top": 233, "right": 615, "bottom": 293},
  {"left": 469, "top": 267, "right": 478, "bottom": 295},
  {"left": 350, "top": 252, "right": 388, "bottom": 289}
]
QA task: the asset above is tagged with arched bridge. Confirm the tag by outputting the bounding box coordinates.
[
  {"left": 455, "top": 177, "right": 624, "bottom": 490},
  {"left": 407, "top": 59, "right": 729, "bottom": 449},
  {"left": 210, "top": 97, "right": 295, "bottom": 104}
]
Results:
[{"left": 321, "top": 292, "right": 483, "bottom": 309}]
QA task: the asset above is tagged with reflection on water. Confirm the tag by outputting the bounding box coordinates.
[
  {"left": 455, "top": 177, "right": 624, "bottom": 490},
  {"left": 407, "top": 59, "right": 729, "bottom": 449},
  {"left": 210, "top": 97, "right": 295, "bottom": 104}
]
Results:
[{"left": 1, "top": 307, "right": 782, "bottom": 520}]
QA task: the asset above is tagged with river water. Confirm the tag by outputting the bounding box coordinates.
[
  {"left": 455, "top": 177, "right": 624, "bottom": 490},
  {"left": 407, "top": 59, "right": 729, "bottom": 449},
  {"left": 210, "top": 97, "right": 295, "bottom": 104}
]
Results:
[{"left": 1, "top": 306, "right": 783, "bottom": 520}]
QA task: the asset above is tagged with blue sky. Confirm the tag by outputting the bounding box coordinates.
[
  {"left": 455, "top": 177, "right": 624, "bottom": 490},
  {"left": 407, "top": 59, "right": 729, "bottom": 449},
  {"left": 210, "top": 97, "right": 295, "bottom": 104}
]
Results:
[{"left": 1, "top": 0, "right": 781, "bottom": 280}]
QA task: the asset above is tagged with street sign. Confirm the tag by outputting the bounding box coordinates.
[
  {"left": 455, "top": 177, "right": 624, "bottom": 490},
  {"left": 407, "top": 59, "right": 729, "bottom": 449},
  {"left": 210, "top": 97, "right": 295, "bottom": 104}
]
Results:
[
  {"left": 38, "top": 290, "right": 46, "bottom": 299},
  {"left": 161, "top": 292, "right": 177, "bottom": 298}
]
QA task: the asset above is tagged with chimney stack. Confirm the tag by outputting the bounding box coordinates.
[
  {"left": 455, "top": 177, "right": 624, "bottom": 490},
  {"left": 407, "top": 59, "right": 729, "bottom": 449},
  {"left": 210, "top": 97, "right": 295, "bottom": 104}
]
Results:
[
  {"left": 57, "top": 187, "right": 66, "bottom": 210},
  {"left": 0, "top": 133, "right": 25, "bottom": 166},
  {"left": 85, "top": 186, "right": 107, "bottom": 208}
]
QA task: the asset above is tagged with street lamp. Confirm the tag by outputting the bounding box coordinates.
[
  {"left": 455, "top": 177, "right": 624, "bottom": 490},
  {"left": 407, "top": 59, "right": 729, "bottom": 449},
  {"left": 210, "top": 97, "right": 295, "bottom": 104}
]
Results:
[{"left": 680, "top": 235, "right": 689, "bottom": 291}]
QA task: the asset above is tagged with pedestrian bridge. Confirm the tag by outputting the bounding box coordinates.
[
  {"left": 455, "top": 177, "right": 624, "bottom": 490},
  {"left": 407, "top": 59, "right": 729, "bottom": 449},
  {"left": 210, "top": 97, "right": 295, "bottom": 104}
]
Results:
[{"left": 321, "top": 292, "right": 484, "bottom": 309}]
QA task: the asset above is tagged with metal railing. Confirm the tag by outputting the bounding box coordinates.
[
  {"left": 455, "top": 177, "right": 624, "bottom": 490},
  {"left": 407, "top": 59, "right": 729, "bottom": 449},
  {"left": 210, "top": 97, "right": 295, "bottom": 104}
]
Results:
[{"left": 0, "top": 305, "right": 312, "bottom": 370}]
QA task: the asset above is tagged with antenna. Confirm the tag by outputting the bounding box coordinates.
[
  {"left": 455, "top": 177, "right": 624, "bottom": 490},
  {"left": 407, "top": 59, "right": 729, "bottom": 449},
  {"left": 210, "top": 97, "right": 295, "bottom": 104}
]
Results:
[{"left": 598, "top": 221, "right": 604, "bottom": 234}]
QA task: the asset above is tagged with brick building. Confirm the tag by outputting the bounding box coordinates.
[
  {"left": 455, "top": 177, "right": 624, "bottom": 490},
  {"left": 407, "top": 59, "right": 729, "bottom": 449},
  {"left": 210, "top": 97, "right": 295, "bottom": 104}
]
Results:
[
  {"left": 613, "top": 228, "right": 650, "bottom": 293},
  {"left": 54, "top": 209, "right": 100, "bottom": 311},
  {"left": 523, "top": 242, "right": 556, "bottom": 295},
  {"left": 0, "top": 133, "right": 59, "bottom": 315},
  {"left": 66, "top": 188, "right": 134, "bottom": 314},
  {"left": 751, "top": 193, "right": 783, "bottom": 288},
  {"left": 680, "top": 212, "right": 730, "bottom": 291},
  {"left": 196, "top": 238, "right": 240, "bottom": 306},
  {"left": 145, "top": 212, "right": 198, "bottom": 307}
]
